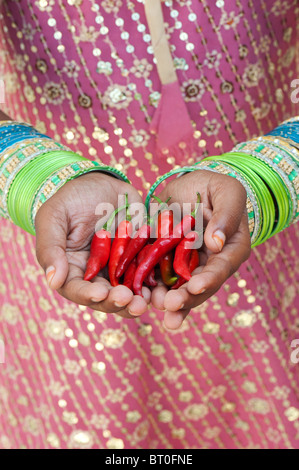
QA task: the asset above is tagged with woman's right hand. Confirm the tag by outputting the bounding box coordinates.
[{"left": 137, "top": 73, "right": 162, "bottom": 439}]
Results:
[{"left": 35, "top": 172, "right": 150, "bottom": 318}]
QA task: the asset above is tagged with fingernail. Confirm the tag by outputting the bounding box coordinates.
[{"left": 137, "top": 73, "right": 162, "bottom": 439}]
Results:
[
  {"left": 46, "top": 266, "right": 56, "bottom": 288},
  {"left": 128, "top": 309, "right": 141, "bottom": 317},
  {"left": 162, "top": 321, "right": 174, "bottom": 331},
  {"left": 91, "top": 298, "right": 103, "bottom": 303},
  {"left": 212, "top": 230, "right": 225, "bottom": 252},
  {"left": 163, "top": 320, "right": 182, "bottom": 331},
  {"left": 178, "top": 303, "right": 184, "bottom": 310},
  {"left": 198, "top": 288, "right": 206, "bottom": 294},
  {"left": 115, "top": 302, "right": 126, "bottom": 308}
]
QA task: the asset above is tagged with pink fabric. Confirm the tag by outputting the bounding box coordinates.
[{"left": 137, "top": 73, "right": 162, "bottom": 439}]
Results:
[
  {"left": 150, "top": 81, "right": 196, "bottom": 160},
  {"left": 0, "top": 0, "right": 298, "bottom": 449}
]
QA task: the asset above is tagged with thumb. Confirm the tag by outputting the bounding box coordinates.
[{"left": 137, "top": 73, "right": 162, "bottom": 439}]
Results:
[
  {"left": 35, "top": 204, "right": 69, "bottom": 290},
  {"left": 204, "top": 176, "right": 247, "bottom": 253}
]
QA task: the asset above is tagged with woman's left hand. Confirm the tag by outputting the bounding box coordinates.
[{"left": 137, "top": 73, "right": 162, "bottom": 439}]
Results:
[{"left": 150, "top": 169, "right": 252, "bottom": 330}]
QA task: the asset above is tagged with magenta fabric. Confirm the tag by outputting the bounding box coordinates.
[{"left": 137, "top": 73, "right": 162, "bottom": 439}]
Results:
[
  {"left": 149, "top": 81, "right": 196, "bottom": 160},
  {"left": 0, "top": 0, "right": 299, "bottom": 449}
]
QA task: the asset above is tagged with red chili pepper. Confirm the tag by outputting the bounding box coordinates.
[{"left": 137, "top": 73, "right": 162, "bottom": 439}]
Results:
[
  {"left": 83, "top": 230, "right": 111, "bottom": 282},
  {"left": 156, "top": 207, "right": 177, "bottom": 287},
  {"left": 159, "top": 251, "right": 177, "bottom": 286},
  {"left": 137, "top": 244, "right": 157, "bottom": 287},
  {"left": 171, "top": 249, "right": 200, "bottom": 289},
  {"left": 123, "top": 257, "right": 137, "bottom": 290},
  {"left": 84, "top": 203, "right": 127, "bottom": 282},
  {"left": 173, "top": 231, "right": 200, "bottom": 281},
  {"left": 133, "top": 193, "right": 201, "bottom": 296},
  {"left": 156, "top": 208, "right": 177, "bottom": 287},
  {"left": 156, "top": 209, "right": 173, "bottom": 239},
  {"left": 109, "top": 219, "right": 132, "bottom": 286},
  {"left": 133, "top": 216, "right": 196, "bottom": 295},
  {"left": 115, "top": 223, "right": 151, "bottom": 279},
  {"left": 116, "top": 196, "right": 171, "bottom": 279}
]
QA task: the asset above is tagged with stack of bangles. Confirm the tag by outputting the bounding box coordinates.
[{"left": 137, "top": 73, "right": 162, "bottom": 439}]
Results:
[
  {"left": 0, "top": 118, "right": 298, "bottom": 246},
  {"left": 145, "top": 116, "right": 299, "bottom": 247},
  {"left": 0, "top": 121, "right": 129, "bottom": 235}
]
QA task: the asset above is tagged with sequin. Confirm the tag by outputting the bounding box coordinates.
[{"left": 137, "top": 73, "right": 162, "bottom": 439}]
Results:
[
  {"left": 47, "top": 18, "right": 56, "bottom": 27},
  {"left": 149, "top": 91, "right": 161, "bottom": 107},
  {"left": 97, "top": 61, "right": 113, "bottom": 75},
  {"left": 203, "top": 322, "right": 220, "bottom": 334},
  {"left": 188, "top": 13, "right": 197, "bottom": 21},
  {"left": 184, "top": 404, "right": 208, "bottom": 420},
  {"left": 107, "top": 438, "right": 124, "bottom": 449},
  {"left": 68, "top": 430, "right": 94, "bottom": 449},
  {"left": 232, "top": 310, "right": 257, "bottom": 328},
  {"left": 78, "top": 93, "right": 92, "bottom": 108},
  {"left": 35, "top": 58, "right": 48, "bottom": 73},
  {"left": 182, "top": 79, "right": 204, "bottom": 101},
  {"left": 54, "top": 31, "right": 62, "bottom": 40}
]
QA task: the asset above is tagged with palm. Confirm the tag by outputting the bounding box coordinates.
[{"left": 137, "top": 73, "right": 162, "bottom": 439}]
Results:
[
  {"left": 150, "top": 170, "right": 251, "bottom": 328},
  {"left": 35, "top": 172, "right": 148, "bottom": 317}
]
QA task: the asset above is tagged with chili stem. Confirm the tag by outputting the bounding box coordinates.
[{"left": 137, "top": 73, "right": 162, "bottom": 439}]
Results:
[
  {"left": 103, "top": 203, "right": 128, "bottom": 232},
  {"left": 191, "top": 192, "right": 201, "bottom": 218}
]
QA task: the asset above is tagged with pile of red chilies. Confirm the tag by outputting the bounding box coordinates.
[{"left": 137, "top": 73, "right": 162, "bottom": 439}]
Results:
[{"left": 84, "top": 194, "right": 201, "bottom": 296}]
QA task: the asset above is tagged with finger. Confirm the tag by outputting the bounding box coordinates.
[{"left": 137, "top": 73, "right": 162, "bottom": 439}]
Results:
[
  {"left": 163, "top": 265, "right": 205, "bottom": 312},
  {"left": 105, "top": 284, "right": 134, "bottom": 308},
  {"left": 187, "top": 219, "right": 251, "bottom": 297},
  {"left": 204, "top": 176, "right": 247, "bottom": 253},
  {"left": 164, "top": 286, "right": 190, "bottom": 312},
  {"left": 141, "top": 286, "right": 152, "bottom": 305},
  {"left": 58, "top": 264, "right": 110, "bottom": 305},
  {"left": 163, "top": 309, "right": 189, "bottom": 330},
  {"left": 35, "top": 204, "right": 69, "bottom": 290},
  {"left": 126, "top": 295, "right": 149, "bottom": 317},
  {"left": 151, "top": 283, "right": 168, "bottom": 311},
  {"left": 94, "top": 285, "right": 134, "bottom": 312}
]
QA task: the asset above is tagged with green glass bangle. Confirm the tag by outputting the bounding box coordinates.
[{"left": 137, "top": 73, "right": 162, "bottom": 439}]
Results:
[
  {"left": 211, "top": 155, "right": 275, "bottom": 244},
  {"left": 7, "top": 151, "right": 84, "bottom": 233},
  {"left": 30, "top": 161, "right": 104, "bottom": 228},
  {"left": 7, "top": 148, "right": 130, "bottom": 234},
  {"left": 193, "top": 160, "right": 261, "bottom": 244},
  {"left": 0, "top": 140, "right": 67, "bottom": 214},
  {"left": 204, "top": 155, "right": 275, "bottom": 245},
  {"left": 203, "top": 156, "right": 269, "bottom": 245},
  {"left": 144, "top": 165, "right": 198, "bottom": 210},
  {"left": 223, "top": 152, "right": 291, "bottom": 234},
  {"left": 232, "top": 141, "right": 298, "bottom": 223}
]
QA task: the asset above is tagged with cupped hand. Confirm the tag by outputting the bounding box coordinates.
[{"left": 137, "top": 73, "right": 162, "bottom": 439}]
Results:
[
  {"left": 35, "top": 172, "right": 150, "bottom": 318},
  {"left": 151, "top": 170, "right": 251, "bottom": 329}
]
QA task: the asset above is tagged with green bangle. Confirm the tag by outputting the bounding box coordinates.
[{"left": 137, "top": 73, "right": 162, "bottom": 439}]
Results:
[
  {"left": 223, "top": 152, "right": 291, "bottom": 234},
  {"left": 30, "top": 160, "right": 124, "bottom": 228},
  {"left": 0, "top": 139, "right": 67, "bottom": 214},
  {"left": 145, "top": 165, "right": 198, "bottom": 210},
  {"left": 7, "top": 148, "right": 130, "bottom": 234},
  {"left": 193, "top": 161, "right": 260, "bottom": 244},
  {"left": 204, "top": 154, "right": 276, "bottom": 245},
  {"left": 233, "top": 139, "right": 299, "bottom": 224},
  {"left": 8, "top": 151, "right": 84, "bottom": 233}
]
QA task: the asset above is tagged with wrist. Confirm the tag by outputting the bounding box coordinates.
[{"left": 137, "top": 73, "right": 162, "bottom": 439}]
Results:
[{"left": 0, "top": 121, "right": 130, "bottom": 234}]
